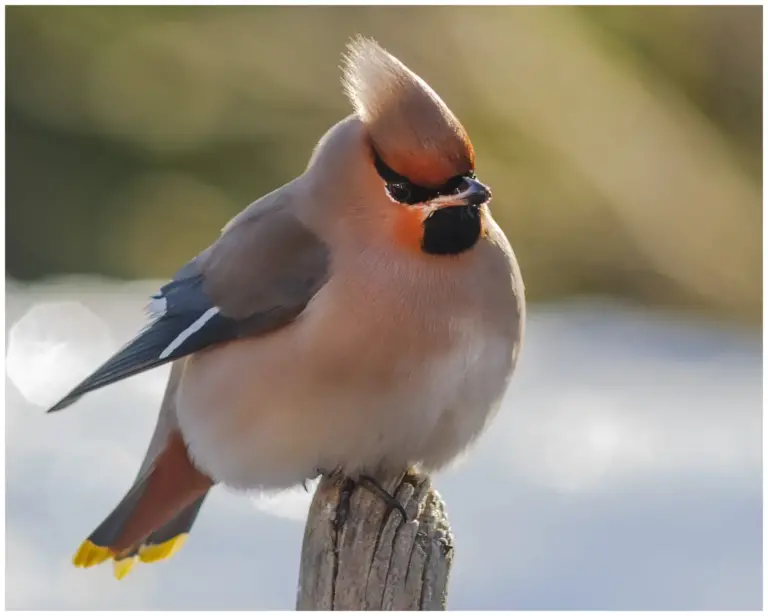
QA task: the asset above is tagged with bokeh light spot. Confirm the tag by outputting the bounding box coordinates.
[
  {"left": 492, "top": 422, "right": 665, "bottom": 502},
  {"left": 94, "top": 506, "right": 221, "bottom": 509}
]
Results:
[{"left": 6, "top": 301, "right": 115, "bottom": 408}]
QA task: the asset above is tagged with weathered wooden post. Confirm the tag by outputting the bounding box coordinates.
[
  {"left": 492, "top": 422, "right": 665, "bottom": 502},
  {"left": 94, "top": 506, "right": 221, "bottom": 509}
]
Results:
[{"left": 297, "top": 470, "right": 454, "bottom": 610}]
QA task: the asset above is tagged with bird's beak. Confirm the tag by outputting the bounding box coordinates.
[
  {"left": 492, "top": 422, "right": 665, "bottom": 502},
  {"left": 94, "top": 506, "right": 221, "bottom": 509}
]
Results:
[{"left": 430, "top": 177, "right": 492, "bottom": 209}]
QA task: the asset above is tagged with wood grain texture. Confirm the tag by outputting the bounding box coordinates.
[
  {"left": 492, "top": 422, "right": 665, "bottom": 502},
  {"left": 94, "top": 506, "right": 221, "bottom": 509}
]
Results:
[{"left": 297, "top": 471, "right": 454, "bottom": 611}]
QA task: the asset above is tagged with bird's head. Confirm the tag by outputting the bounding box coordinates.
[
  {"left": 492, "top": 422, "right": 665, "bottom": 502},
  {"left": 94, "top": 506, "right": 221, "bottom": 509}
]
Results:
[{"left": 306, "top": 37, "right": 491, "bottom": 257}]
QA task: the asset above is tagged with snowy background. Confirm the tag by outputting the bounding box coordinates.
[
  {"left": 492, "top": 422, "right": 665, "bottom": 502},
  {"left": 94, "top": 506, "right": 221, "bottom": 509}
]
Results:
[{"left": 5, "top": 277, "right": 762, "bottom": 610}]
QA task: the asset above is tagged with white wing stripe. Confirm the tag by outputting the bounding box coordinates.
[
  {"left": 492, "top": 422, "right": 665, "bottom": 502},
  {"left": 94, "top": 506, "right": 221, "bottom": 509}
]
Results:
[
  {"left": 159, "top": 307, "right": 221, "bottom": 359},
  {"left": 146, "top": 295, "right": 167, "bottom": 318}
]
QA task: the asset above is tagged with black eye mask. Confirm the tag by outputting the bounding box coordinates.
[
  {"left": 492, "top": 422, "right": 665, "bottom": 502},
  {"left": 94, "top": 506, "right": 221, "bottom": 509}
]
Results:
[{"left": 372, "top": 148, "right": 475, "bottom": 206}]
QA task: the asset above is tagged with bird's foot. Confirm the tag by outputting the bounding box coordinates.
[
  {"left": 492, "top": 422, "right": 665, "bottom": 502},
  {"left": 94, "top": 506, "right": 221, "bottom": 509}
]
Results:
[
  {"left": 315, "top": 466, "right": 409, "bottom": 521},
  {"left": 357, "top": 474, "right": 408, "bottom": 521}
]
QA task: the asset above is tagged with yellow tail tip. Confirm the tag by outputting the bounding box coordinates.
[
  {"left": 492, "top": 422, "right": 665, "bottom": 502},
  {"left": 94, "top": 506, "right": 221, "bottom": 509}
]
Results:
[
  {"left": 113, "top": 556, "right": 138, "bottom": 580},
  {"left": 72, "top": 540, "right": 112, "bottom": 568},
  {"left": 138, "top": 534, "right": 188, "bottom": 564},
  {"left": 72, "top": 534, "right": 189, "bottom": 577}
]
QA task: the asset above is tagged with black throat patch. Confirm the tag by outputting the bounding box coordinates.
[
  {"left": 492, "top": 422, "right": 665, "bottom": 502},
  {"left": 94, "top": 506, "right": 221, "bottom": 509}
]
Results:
[{"left": 421, "top": 205, "right": 482, "bottom": 256}]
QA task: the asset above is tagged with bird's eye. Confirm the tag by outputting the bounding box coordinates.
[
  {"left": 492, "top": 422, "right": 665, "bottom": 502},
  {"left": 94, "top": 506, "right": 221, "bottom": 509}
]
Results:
[{"left": 387, "top": 183, "right": 412, "bottom": 203}]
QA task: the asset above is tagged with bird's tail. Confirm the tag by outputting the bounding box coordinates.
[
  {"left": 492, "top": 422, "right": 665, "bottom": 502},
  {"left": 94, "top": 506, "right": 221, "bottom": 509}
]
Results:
[{"left": 72, "top": 433, "right": 213, "bottom": 579}]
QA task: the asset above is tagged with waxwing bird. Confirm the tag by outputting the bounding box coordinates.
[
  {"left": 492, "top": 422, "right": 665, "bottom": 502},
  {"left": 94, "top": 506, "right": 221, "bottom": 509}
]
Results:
[{"left": 50, "top": 36, "right": 525, "bottom": 579}]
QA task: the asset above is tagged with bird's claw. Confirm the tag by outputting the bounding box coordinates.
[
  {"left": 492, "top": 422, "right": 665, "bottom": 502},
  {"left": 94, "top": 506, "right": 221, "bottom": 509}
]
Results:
[
  {"left": 357, "top": 474, "right": 408, "bottom": 521},
  {"left": 314, "top": 467, "right": 408, "bottom": 521}
]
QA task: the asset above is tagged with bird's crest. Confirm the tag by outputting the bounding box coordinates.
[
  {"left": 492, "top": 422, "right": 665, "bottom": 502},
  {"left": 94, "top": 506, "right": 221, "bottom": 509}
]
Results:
[{"left": 342, "top": 36, "right": 475, "bottom": 188}]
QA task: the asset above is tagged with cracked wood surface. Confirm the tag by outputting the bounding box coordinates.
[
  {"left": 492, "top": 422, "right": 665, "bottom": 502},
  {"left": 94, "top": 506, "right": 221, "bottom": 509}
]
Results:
[{"left": 296, "top": 471, "right": 454, "bottom": 610}]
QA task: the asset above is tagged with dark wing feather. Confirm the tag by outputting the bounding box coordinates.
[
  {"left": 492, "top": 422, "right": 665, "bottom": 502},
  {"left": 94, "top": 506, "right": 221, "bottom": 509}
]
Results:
[
  {"left": 48, "top": 274, "right": 239, "bottom": 412},
  {"left": 47, "top": 193, "right": 329, "bottom": 413}
]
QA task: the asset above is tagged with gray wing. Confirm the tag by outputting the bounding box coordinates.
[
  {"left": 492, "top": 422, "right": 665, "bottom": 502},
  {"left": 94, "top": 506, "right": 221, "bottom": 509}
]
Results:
[
  {"left": 48, "top": 192, "right": 330, "bottom": 413},
  {"left": 134, "top": 362, "right": 185, "bottom": 480}
]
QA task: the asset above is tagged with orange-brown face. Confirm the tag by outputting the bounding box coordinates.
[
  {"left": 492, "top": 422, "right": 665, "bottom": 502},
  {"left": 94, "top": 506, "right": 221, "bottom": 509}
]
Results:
[
  {"left": 391, "top": 204, "right": 428, "bottom": 253},
  {"left": 341, "top": 36, "right": 491, "bottom": 256},
  {"left": 365, "top": 99, "right": 476, "bottom": 190},
  {"left": 373, "top": 131, "right": 475, "bottom": 190},
  {"left": 369, "top": 144, "right": 492, "bottom": 256}
]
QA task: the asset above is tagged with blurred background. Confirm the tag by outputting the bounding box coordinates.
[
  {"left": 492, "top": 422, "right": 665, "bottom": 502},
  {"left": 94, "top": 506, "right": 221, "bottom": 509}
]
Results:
[
  {"left": 6, "top": 5, "right": 762, "bottom": 321},
  {"left": 5, "top": 5, "right": 763, "bottom": 611}
]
